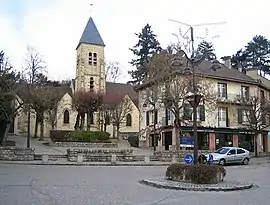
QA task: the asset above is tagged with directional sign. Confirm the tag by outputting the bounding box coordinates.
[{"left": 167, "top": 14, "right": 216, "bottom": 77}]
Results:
[
  {"left": 209, "top": 154, "right": 214, "bottom": 165},
  {"left": 184, "top": 154, "right": 193, "bottom": 165}
]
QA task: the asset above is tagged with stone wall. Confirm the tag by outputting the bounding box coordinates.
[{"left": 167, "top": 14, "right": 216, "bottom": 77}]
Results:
[
  {"left": 0, "top": 147, "right": 35, "bottom": 161},
  {"left": 67, "top": 149, "right": 134, "bottom": 162},
  {"left": 154, "top": 150, "right": 211, "bottom": 162},
  {"left": 52, "top": 142, "right": 118, "bottom": 148}
]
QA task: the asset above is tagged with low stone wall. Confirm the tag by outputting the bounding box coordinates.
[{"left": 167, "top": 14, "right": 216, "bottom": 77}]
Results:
[
  {"left": 154, "top": 150, "right": 211, "bottom": 162},
  {"left": 67, "top": 149, "right": 134, "bottom": 162},
  {"left": 0, "top": 147, "right": 35, "bottom": 161},
  {"left": 51, "top": 142, "right": 118, "bottom": 148}
]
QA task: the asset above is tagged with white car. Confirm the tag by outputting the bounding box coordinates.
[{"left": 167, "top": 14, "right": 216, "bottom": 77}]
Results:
[{"left": 205, "top": 147, "right": 250, "bottom": 165}]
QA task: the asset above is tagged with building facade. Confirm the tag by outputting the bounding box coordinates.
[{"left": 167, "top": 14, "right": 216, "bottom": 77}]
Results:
[{"left": 136, "top": 55, "right": 270, "bottom": 153}]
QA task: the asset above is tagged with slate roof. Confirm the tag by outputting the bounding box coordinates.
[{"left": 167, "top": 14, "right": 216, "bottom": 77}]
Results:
[
  {"left": 135, "top": 58, "right": 258, "bottom": 91},
  {"left": 106, "top": 82, "right": 138, "bottom": 106},
  {"left": 76, "top": 17, "right": 105, "bottom": 49}
]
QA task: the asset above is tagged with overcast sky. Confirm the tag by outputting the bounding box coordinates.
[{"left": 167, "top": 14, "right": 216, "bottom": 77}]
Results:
[{"left": 0, "top": 0, "right": 269, "bottom": 83}]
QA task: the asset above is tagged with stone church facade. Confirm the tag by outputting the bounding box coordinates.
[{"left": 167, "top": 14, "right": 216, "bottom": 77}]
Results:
[{"left": 11, "top": 16, "right": 140, "bottom": 139}]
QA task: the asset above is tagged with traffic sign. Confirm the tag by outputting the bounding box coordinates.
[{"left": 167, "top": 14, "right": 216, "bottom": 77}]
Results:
[
  {"left": 209, "top": 154, "right": 214, "bottom": 165},
  {"left": 184, "top": 154, "right": 193, "bottom": 165}
]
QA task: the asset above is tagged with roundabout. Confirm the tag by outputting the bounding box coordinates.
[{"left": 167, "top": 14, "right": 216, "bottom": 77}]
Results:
[{"left": 139, "top": 177, "right": 258, "bottom": 192}]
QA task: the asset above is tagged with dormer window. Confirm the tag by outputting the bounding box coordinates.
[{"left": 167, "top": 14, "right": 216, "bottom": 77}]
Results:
[
  {"left": 93, "top": 53, "right": 97, "bottom": 66},
  {"left": 89, "top": 52, "right": 93, "bottom": 65},
  {"left": 90, "top": 77, "right": 94, "bottom": 91}
]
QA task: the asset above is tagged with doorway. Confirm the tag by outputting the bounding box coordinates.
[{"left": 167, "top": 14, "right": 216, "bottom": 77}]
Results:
[{"left": 164, "top": 131, "right": 172, "bottom": 150}]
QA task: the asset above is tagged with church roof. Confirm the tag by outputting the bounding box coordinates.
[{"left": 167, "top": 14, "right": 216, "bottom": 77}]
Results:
[{"left": 76, "top": 17, "right": 105, "bottom": 49}]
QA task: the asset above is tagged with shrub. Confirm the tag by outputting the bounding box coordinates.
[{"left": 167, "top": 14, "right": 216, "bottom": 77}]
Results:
[
  {"left": 166, "top": 164, "right": 226, "bottom": 184},
  {"left": 128, "top": 135, "right": 139, "bottom": 147},
  {"left": 50, "top": 130, "right": 110, "bottom": 142}
]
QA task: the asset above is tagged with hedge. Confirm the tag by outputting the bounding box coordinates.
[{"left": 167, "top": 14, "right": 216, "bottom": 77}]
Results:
[
  {"left": 166, "top": 164, "right": 226, "bottom": 184},
  {"left": 50, "top": 130, "right": 110, "bottom": 143},
  {"left": 128, "top": 135, "right": 139, "bottom": 147}
]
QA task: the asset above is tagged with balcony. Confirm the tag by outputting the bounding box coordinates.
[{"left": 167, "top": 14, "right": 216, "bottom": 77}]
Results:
[{"left": 217, "top": 93, "right": 249, "bottom": 104}]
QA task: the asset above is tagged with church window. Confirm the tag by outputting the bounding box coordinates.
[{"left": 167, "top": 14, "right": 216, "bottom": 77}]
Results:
[
  {"left": 90, "top": 77, "right": 94, "bottom": 91},
  {"left": 63, "top": 110, "right": 70, "bottom": 124},
  {"left": 93, "top": 53, "right": 97, "bottom": 66},
  {"left": 126, "top": 114, "right": 132, "bottom": 126},
  {"left": 89, "top": 52, "right": 93, "bottom": 65}
]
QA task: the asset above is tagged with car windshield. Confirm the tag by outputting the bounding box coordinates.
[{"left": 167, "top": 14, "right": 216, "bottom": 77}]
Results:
[{"left": 214, "top": 148, "right": 230, "bottom": 154}]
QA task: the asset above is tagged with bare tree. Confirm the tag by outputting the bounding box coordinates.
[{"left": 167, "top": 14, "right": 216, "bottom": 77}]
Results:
[
  {"left": 105, "top": 61, "right": 121, "bottom": 82},
  {"left": 235, "top": 95, "right": 270, "bottom": 157},
  {"left": 105, "top": 95, "right": 133, "bottom": 139},
  {"left": 0, "top": 51, "right": 24, "bottom": 145},
  {"left": 73, "top": 91, "right": 103, "bottom": 131}
]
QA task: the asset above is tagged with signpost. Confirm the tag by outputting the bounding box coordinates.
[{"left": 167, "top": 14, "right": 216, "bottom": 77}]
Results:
[
  {"left": 184, "top": 154, "right": 194, "bottom": 165},
  {"left": 209, "top": 154, "right": 214, "bottom": 165}
]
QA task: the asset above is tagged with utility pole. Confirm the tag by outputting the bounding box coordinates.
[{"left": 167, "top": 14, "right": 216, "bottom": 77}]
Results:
[{"left": 168, "top": 19, "right": 225, "bottom": 164}]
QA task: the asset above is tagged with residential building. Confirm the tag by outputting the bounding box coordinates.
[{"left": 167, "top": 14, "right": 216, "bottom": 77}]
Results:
[
  {"left": 10, "top": 16, "right": 140, "bottom": 139},
  {"left": 136, "top": 55, "right": 270, "bottom": 153}
]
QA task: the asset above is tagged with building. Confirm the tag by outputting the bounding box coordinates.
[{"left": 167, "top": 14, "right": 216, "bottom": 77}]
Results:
[
  {"left": 11, "top": 16, "right": 140, "bottom": 139},
  {"left": 136, "top": 54, "right": 270, "bottom": 153}
]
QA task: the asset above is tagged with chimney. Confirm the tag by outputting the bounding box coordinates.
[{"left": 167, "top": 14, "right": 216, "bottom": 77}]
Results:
[{"left": 221, "top": 56, "right": 231, "bottom": 69}]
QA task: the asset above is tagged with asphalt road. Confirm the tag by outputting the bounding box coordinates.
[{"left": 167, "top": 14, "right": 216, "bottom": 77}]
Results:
[{"left": 0, "top": 163, "right": 269, "bottom": 205}]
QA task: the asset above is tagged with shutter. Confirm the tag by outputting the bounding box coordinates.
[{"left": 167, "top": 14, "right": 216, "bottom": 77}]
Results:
[
  {"left": 238, "top": 108, "right": 243, "bottom": 124},
  {"left": 225, "top": 107, "right": 229, "bottom": 127},
  {"left": 165, "top": 108, "right": 169, "bottom": 125},
  {"left": 199, "top": 105, "right": 205, "bottom": 121},
  {"left": 225, "top": 84, "right": 228, "bottom": 99},
  {"left": 154, "top": 110, "right": 158, "bottom": 124},
  {"left": 146, "top": 111, "right": 149, "bottom": 125}
]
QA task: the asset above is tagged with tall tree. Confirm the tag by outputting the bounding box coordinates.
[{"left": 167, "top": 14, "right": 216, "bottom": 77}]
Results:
[
  {"left": 129, "top": 24, "right": 162, "bottom": 85},
  {"left": 231, "top": 35, "right": 270, "bottom": 74},
  {"left": 195, "top": 40, "right": 216, "bottom": 61},
  {"left": 0, "top": 51, "right": 23, "bottom": 145}
]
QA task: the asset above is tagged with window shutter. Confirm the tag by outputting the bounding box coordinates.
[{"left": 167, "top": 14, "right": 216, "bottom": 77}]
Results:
[
  {"left": 238, "top": 109, "right": 243, "bottom": 124},
  {"left": 146, "top": 111, "right": 149, "bottom": 126},
  {"left": 199, "top": 105, "right": 205, "bottom": 121},
  {"left": 165, "top": 109, "right": 169, "bottom": 125},
  {"left": 154, "top": 110, "right": 158, "bottom": 124},
  {"left": 225, "top": 107, "right": 229, "bottom": 127}
]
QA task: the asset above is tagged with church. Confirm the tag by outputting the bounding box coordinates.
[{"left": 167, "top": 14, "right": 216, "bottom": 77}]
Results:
[{"left": 12, "top": 16, "right": 140, "bottom": 139}]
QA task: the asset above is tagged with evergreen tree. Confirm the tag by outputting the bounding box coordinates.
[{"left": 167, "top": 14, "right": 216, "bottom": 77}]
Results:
[
  {"left": 128, "top": 24, "right": 162, "bottom": 85},
  {"left": 232, "top": 35, "right": 270, "bottom": 74},
  {"left": 196, "top": 40, "right": 216, "bottom": 61}
]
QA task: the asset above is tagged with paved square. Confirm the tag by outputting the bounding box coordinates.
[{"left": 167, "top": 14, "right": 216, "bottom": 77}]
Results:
[{"left": 0, "top": 163, "right": 269, "bottom": 205}]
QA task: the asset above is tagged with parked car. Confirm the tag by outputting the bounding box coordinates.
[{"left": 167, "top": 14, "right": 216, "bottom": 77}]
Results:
[{"left": 205, "top": 147, "right": 250, "bottom": 165}]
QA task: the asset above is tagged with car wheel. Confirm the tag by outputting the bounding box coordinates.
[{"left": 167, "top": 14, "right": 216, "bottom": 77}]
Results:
[
  {"left": 219, "top": 159, "right": 226, "bottom": 166},
  {"left": 242, "top": 158, "right": 249, "bottom": 165}
]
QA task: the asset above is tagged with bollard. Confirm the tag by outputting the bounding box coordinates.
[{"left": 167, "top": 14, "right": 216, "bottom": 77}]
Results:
[
  {"left": 42, "top": 154, "right": 48, "bottom": 163},
  {"left": 144, "top": 156, "right": 150, "bottom": 164},
  {"left": 171, "top": 154, "right": 177, "bottom": 163},
  {"left": 111, "top": 154, "right": 117, "bottom": 165},
  {"left": 77, "top": 154, "right": 83, "bottom": 164}
]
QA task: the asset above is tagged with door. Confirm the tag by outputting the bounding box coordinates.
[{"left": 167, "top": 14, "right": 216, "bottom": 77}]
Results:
[
  {"left": 226, "top": 148, "right": 237, "bottom": 164},
  {"left": 164, "top": 132, "right": 172, "bottom": 150},
  {"left": 236, "top": 148, "right": 247, "bottom": 163}
]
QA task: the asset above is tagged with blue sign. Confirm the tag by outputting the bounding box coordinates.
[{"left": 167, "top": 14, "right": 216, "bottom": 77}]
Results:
[
  {"left": 209, "top": 154, "right": 214, "bottom": 165},
  {"left": 180, "top": 137, "right": 194, "bottom": 147},
  {"left": 184, "top": 154, "right": 193, "bottom": 165}
]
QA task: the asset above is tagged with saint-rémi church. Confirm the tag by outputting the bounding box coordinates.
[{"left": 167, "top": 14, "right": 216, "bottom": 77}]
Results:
[{"left": 11, "top": 16, "right": 140, "bottom": 139}]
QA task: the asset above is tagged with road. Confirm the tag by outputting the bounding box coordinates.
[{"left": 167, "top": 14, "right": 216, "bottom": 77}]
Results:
[{"left": 0, "top": 163, "right": 269, "bottom": 205}]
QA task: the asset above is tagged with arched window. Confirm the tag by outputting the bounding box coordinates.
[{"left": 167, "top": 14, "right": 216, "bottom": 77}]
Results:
[
  {"left": 63, "top": 110, "right": 70, "bottom": 124},
  {"left": 126, "top": 114, "right": 132, "bottom": 126},
  {"left": 89, "top": 52, "right": 92, "bottom": 65},
  {"left": 90, "top": 77, "right": 94, "bottom": 91},
  {"left": 93, "top": 53, "right": 97, "bottom": 66}
]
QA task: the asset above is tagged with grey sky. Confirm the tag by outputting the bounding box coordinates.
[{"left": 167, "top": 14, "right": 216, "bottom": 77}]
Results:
[{"left": 0, "top": 0, "right": 268, "bottom": 82}]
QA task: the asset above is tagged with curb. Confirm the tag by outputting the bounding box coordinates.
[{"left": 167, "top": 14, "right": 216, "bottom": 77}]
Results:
[
  {"left": 0, "top": 161, "right": 171, "bottom": 167},
  {"left": 139, "top": 179, "right": 256, "bottom": 192}
]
